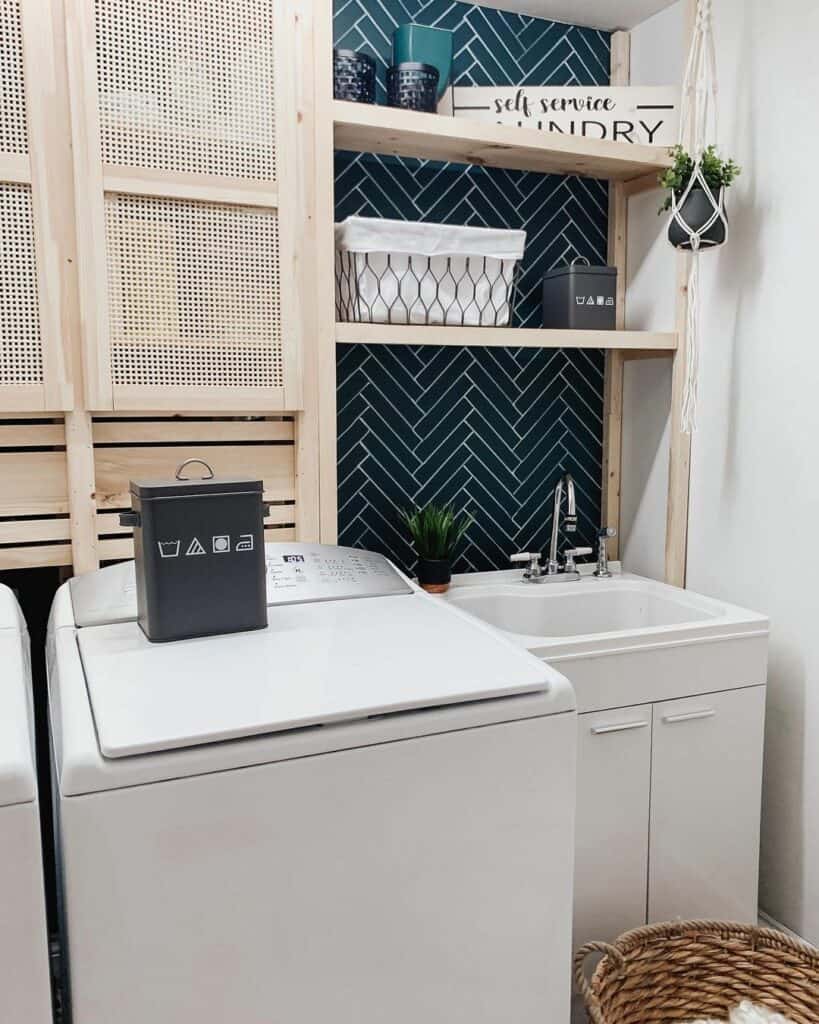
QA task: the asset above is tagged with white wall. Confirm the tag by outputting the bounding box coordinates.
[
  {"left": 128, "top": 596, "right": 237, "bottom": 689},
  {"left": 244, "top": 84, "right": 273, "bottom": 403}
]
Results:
[{"left": 626, "top": 0, "right": 819, "bottom": 942}]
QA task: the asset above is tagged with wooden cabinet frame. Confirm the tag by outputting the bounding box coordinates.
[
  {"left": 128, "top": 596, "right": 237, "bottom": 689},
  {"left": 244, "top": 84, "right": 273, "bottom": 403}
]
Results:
[{"left": 312, "top": 1, "right": 696, "bottom": 585}]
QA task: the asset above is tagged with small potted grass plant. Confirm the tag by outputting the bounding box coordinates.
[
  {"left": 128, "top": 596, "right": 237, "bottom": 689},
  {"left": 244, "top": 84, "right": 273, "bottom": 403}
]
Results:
[
  {"left": 660, "top": 144, "right": 741, "bottom": 249},
  {"left": 400, "top": 503, "right": 472, "bottom": 594}
]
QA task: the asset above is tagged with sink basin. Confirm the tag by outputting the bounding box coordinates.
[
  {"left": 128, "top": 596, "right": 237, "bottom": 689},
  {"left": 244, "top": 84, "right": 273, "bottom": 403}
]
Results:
[
  {"left": 447, "top": 578, "right": 717, "bottom": 639},
  {"left": 443, "top": 571, "right": 769, "bottom": 713}
]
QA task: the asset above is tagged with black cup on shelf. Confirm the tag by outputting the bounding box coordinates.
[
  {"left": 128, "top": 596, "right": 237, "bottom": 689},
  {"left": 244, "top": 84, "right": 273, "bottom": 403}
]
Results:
[
  {"left": 333, "top": 48, "right": 376, "bottom": 104},
  {"left": 387, "top": 62, "right": 439, "bottom": 112}
]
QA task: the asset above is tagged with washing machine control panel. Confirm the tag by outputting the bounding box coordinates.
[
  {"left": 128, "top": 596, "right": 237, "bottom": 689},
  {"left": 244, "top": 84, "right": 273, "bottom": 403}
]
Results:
[{"left": 265, "top": 543, "right": 412, "bottom": 604}]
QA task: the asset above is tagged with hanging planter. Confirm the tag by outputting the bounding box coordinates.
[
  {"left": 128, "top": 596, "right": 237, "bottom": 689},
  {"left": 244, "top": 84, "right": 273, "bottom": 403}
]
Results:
[
  {"left": 660, "top": 0, "right": 745, "bottom": 433},
  {"left": 660, "top": 144, "right": 739, "bottom": 251}
]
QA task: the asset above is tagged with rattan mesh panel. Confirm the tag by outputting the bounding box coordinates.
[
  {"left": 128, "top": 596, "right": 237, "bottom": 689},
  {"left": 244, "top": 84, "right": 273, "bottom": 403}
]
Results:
[
  {"left": 95, "top": 0, "right": 275, "bottom": 180},
  {"left": 0, "top": 0, "right": 28, "bottom": 155},
  {"left": 0, "top": 184, "right": 42, "bottom": 385},
  {"left": 105, "top": 193, "right": 283, "bottom": 389}
]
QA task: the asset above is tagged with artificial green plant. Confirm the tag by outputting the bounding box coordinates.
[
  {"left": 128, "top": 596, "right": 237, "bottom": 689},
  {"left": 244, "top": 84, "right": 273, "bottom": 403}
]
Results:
[
  {"left": 399, "top": 503, "right": 472, "bottom": 561},
  {"left": 658, "top": 144, "right": 741, "bottom": 213}
]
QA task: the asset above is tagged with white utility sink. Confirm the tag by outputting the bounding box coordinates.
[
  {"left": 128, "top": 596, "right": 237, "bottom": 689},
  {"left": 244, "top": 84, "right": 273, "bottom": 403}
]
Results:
[
  {"left": 446, "top": 577, "right": 718, "bottom": 640},
  {"left": 444, "top": 570, "right": 769, "bottom": 712}
]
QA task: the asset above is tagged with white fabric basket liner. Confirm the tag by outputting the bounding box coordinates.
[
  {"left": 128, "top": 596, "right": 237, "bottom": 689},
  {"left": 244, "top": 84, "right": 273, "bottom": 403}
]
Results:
[
  {"left": 335, "top": 217, "right": 526, "bottom": 260},
  {"left": 335, "top": 217, "right": 526, "bottom": 327}
]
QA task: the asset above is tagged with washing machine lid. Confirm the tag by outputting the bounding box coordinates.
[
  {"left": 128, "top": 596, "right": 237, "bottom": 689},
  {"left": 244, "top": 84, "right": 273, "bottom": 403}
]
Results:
[{"left": 76, "top": 592, "right": 555, "bottom": 759}]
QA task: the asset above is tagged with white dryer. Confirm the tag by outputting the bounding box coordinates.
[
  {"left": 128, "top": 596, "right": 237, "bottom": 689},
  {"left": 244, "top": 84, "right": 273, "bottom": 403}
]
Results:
[
  {"left": 0, "top": 584, "right": 53, "bottom": 1023},
  {"left": 48, "top": 544, "right": 576, "bottom": 1024}
]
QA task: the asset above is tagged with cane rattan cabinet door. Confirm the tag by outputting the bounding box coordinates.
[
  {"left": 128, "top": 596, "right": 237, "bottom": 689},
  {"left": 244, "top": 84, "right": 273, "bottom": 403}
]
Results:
[
  {"left": 0, "top": 0, "right": 76, "bottom": 411},
  {"left": 67, "top": 0, "right": 303, "bottom": 411}
]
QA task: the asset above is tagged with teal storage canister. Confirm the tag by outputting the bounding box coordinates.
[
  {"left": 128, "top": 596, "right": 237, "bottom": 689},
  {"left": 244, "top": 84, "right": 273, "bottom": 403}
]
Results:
[{"left": 393, "top": 24, "right": 453, "bottom": 100}]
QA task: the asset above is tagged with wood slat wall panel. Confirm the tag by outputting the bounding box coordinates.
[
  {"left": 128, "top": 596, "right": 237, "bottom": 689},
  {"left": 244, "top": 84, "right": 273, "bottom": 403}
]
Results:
[
  {"left": 93, "top": 444, "right": 295, "bottom": 509},
  {"left": 0, "top": 414, "right": 71, "bottom": 567},
  {"left": 0, "top": 421, "right": 65, "bottom": 446},
  {"left": 0, "top": 518, "right": 70, "bottom": 544},
  {"left": 0, "top": 544, "right": 73, "bottom": 569},
  {"left": 93, "top": 419, "right": 294, "bottom": 445},
  {"left": 0, "top": 450, "right": 69, "bottom": 515}
]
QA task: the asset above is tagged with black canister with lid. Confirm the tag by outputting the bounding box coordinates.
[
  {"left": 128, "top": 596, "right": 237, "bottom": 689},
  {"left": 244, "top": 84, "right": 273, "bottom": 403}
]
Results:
[
  {"left": 120, "top": 459, "right": 267, "bottom": 643},
  {"left": 542, "top": 259, "right": 617, "bottom": 330}
]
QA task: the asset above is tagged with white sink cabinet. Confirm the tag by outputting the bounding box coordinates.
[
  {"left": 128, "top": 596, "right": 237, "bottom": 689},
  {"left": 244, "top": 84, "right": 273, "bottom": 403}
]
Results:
[
  {"left": 575, "top": 685, "right": 765, "bottom": 951},
  {"left": 445, "top": 572, "right": 769, "bottom": 950}
]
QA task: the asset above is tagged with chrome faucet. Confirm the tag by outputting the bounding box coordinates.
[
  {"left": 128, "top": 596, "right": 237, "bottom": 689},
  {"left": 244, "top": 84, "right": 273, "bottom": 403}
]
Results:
[
  {"left": 547, "top": 473, "right": 577, "bottom": 574},
  {"left": 509, "top": 474, "right": 591, "bottom": 583}
]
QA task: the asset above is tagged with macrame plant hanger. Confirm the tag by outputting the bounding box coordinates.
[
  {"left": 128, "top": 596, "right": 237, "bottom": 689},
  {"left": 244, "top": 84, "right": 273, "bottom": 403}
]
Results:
[{"left": 670, "top": 0, "right": 727, "bottom": 433}]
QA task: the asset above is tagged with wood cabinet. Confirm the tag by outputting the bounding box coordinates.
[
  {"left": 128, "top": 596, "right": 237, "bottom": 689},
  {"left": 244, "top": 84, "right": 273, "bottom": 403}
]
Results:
[{"left": 574, "top": 685, "right": 766, "bottom": 951}]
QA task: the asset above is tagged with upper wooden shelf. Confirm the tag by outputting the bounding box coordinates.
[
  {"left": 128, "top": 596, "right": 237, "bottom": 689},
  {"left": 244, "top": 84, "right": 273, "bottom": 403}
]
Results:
[
  {"left": 335, "top": 322, "right": 677, "bottom": 351},
  {"left": 333, "top": 100, "right": 672, "bottom": 182}
]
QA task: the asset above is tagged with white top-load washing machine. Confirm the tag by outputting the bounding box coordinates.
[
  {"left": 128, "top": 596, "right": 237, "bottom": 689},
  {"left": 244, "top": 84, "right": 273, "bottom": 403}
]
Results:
[
  {"left": 0, "top": 584, "right": 53, "bottom": 1023},
  {"left": 48, "top": 544, "right": 576, "bottom": 1024}
]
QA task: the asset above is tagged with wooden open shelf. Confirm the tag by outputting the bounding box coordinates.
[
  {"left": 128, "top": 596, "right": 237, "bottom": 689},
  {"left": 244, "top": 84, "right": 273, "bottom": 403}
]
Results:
[
  {"left": 335, "top": 322, "right": 677, "bottom": 351},
  {"left": 333, "top": 100, "right": 672, "bottom": 182}
]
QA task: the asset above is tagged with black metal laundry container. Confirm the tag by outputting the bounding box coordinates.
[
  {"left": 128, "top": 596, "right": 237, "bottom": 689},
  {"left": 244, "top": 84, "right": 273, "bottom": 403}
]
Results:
[
  {"left": 120, "top": 459, "right": 267, "bottom": 643},
  {"left": 542, "top": 261, "right": 617, "bottom": 330}
]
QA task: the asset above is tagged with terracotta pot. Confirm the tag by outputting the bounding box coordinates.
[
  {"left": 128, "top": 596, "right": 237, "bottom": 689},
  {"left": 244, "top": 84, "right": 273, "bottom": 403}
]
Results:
[
  {"left": 416, "top": 558, "right": 451, "bottom": 594},
  {"left": 667, "top": 187, "right": 727, "bottom": 250}
]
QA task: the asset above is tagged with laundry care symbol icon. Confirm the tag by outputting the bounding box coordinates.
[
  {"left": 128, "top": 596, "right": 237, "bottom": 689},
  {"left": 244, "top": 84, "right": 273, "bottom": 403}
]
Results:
[
  {"left": 157, "top": 540, "right": 181, "bottom": 558},
  {"left": 185, "top": 537, "right": 206, "bottom": 556},
  {"left": 212, "top": 535, "right": 231, "bottom": 554},
  {"left": 236, "top": 534, "right": 254, "bottom": 552}
]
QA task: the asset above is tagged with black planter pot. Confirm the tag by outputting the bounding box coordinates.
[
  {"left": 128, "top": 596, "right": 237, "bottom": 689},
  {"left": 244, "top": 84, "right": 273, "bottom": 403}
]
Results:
[
  {"left": 668, "top": 187, "right": 727, "bottom": 250},
  {"left": 416, "top": 558, "right": 452, "bottom": 594},
  {"left": 387, "top": 62, "right": 440, "bottom": 113},
  {"left": 333, "top": 49, "right": 376, "bottom": 104}
]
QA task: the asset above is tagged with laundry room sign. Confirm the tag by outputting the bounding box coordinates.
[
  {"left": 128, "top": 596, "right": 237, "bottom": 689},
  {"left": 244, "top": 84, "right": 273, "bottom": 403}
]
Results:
[{"left": 452, "top": 86, "right": 679, "bottom": 146}]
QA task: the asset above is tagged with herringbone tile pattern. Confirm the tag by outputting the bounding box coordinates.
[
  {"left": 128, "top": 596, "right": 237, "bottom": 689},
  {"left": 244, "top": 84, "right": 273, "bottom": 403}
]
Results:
[
  {"left": 335, "top": 0, "right": 609, "bottom": 572},
  {"left": 339, "top": 342, "right": 604, "bottom": 571}
]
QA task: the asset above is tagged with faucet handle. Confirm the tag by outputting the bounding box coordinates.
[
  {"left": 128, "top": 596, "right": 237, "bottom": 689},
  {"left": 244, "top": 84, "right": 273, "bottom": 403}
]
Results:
[
  {"left": 510, "top": 552, "right": 542, "bottom": 579},
  {"left": 563, "top": 547, "right": 592, "bottom": 572}
]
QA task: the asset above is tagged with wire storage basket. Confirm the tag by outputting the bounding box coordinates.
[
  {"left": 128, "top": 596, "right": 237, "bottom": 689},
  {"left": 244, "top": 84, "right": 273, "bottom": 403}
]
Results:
[
  {"left": 574, "top": 920, "right": 819, "bottom": 1024},
  {"left": 335, "top": 217, "right": 525, "bottom": 327}
]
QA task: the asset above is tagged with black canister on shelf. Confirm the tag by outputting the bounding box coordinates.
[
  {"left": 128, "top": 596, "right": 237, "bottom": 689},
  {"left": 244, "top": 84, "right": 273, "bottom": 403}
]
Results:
[
  {"left": 542, "top": 259, "right": 617, "bottom": 330},
  {"left": 333, "top": 48, "right": 376, "bottom": 104},
  {"left": 387, "top": 62, "right": 439, "bottom": 112}
]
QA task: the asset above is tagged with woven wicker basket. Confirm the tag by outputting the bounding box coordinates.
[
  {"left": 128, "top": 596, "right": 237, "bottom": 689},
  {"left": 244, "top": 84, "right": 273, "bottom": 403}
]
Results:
[{"left": 574, "top": 920, "right": 819, "bottom": 1024}]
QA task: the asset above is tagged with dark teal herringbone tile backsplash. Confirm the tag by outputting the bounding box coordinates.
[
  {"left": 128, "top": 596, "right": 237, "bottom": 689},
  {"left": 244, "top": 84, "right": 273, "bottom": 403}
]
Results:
[{"left": 335, "top": 0, "right": 610, "bottom": 573}]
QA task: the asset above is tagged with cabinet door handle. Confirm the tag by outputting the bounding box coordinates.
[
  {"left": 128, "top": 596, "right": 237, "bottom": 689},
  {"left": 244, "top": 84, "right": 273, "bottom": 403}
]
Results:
[
  {"left": 591, "top": 720, "right": 650, "bottom": 735},
  {"left": 662, "top": 708, "right": 716, "bottom": 725}
]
